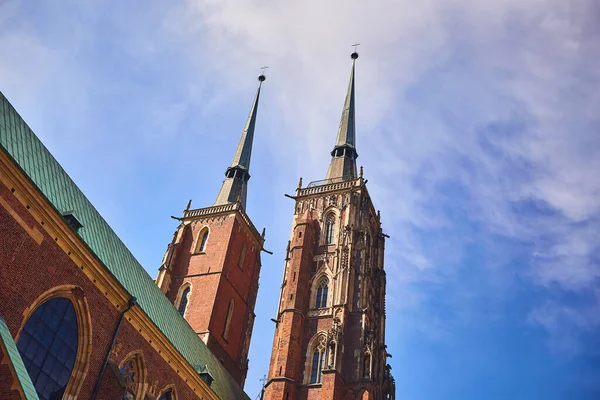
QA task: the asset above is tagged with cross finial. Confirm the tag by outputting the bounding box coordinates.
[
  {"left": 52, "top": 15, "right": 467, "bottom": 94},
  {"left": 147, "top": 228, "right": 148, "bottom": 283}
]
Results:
[
  {"left": 258, "top": 66, "right": 269, "bottom": 82},
  {"left": 260, "top": 374, "right": 268, "bottom": 387},
  {"left": 351, "top": 43, "right": 360, "bottom": 60}
]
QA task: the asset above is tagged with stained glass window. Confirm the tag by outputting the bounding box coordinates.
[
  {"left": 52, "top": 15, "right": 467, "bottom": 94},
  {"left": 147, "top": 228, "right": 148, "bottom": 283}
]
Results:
[
  {"left": 120, "top": 355, "right": 142, "bottom": 396},
  {"left": 16, "top": 297, "right": 79, "bottom": 400}
]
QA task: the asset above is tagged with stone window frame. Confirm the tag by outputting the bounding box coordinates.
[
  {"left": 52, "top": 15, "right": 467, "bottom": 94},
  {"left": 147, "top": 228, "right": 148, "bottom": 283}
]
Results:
[
  {"left": 16, "top": 284, "right": 92, "bottom": 399},
  {"left": 303, "top": 332, "right": 328, "bottom": 385},
  {"left": 193, "top": 226, "right": 210, "bottom": 254},
  {"left": 310, "top": 269, "right": 333, "bottom": 310},
  {"left": 157, "top": 384, "right": 178, "bottom": 400},
  {"left": 175, "top": 282, "right": 192, "bottom": 317},
  {"left": 119, "top": 350, "right": 147, "bottom": 400}
]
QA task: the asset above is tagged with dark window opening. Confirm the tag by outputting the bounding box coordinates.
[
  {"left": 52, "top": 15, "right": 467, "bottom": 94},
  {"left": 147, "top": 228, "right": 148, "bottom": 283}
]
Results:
[
  {"left": 178, "top": 287, "right": 190, "bottom": 316},
  {"left": 315, "top": 280, "right": 329, "bottom": 309},
  {"left": 17, "top": 297, "right": 78, "bottom": 400}
]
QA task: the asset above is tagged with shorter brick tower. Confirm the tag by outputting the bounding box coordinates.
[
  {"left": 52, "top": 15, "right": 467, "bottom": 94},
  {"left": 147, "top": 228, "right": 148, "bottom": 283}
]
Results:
[
  {"left": 156, "top": 75, "right": 267, "bottom": 387},
  {"left": 264, "top": 53, "right": 395, "bottom": 400}
]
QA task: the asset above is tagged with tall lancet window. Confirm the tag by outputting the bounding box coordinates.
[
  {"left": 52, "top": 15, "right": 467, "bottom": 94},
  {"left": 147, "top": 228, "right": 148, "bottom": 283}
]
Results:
[
  {"left": 238, "top": 243, "right": 247, "bottom": 269},
  {"left": 178, "top": 286, "right": 190, "bottom": 316},
  {"left": 324, "top": 215, "right": 335, "bottom": 245},
  {"left": 310, "top": 345, "right": 326, "bottom": 384},
  {"left": 223, "top": 299, "right": 234, "bottom": 340},
  {"left": 196, "top": 229, "right": 209, "bottom": 253},
  {"left": 315, "top": 278, "right": 329, "bottom": 309}
]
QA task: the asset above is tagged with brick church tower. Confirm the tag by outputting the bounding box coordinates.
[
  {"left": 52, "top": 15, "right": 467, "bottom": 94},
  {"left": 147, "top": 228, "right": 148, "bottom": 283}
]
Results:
[
  {"left": 156, "top": 75, "right": 267, "bottom": 387},
  {"left": 263, "top": 54, "right": 395, "bottom": 400}
]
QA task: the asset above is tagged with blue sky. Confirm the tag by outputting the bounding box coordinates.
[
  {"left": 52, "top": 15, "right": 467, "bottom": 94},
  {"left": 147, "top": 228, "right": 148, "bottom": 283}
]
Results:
[{"left": 1, "top": 1, "right": 599, "bottom": 399}]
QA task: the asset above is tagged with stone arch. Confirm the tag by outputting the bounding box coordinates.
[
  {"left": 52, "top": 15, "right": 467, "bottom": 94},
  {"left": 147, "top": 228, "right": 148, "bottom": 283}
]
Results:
[
  {"left": 119, "top": 349, "right": 147, "bottom": 400},
  {"left": 303, "top": 331, "right": 328, "bottom": 384},
  {"left": 321, "top": 207, "right": 339, "bottom": 245},
  {"left": 310, "top": 267, "right": 333, "bottom": 309},
  {"left": 16, "top": 284, "right": 92, "bottom": 399},
  {"left": 157, "top": 383, "right": 177, "bottom": 400},
  {"left": 174, "top": 282, "right": 192, "bottom": 316},
  {"left": 193, "top": 226, "right": 210, "bottom": 253},
  {"left": 358, "top": 388, "right": 371, "bottom": 400}
]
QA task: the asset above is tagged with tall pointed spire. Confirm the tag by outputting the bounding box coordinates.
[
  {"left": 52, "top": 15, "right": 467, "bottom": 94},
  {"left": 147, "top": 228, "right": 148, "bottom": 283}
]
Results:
[
  {"left": 214, "top": 74, "right": 266, "bottom": 209},
  {"left": 325, "top": 51, "right": 359, "bottom": 181}
]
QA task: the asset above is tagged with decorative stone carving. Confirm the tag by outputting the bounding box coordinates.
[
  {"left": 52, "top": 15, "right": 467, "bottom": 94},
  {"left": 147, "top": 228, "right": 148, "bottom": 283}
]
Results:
[{"left": 307, "top": 307, "right": 332, "bottom": 317}]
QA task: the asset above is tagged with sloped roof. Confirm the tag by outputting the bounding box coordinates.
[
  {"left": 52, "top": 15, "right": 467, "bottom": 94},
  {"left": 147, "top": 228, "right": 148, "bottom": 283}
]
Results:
[
  {"left": 0, "top": 317, "right": 39, "bottom": 400},
  {"left": 0, "top": 92, "right": 249, "bottom": 400}
]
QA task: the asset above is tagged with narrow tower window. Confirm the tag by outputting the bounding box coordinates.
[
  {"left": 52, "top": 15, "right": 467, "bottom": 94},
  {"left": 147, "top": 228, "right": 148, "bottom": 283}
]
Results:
[
  {"left": 325, "top": 215, "right": 335, "bottom": 244},
  {"left": 178, "top": 286, "right": 190, "bottom": 316},
  {"left": 315, "top": 278, "right": 329, "bottom": 309},
  {"left": 310, "top": 348, "right": 326, "bottom": 384},
  {"left": 238, "top": 243, "right": 247, "bottom": 269},
  {"left": 17, "top": 297, "right": 79, "bottom": 400},
  {"left": 195, "top": 228, "right": 209, "bottom": 253},
  {"left": 223, "top": 299, "right": 234, "bottom": 340}
]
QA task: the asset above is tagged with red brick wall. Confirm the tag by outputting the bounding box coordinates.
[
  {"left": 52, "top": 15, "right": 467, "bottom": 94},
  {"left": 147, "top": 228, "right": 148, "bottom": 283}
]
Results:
[
  {"left": 264, "top": 211, "right": 318, "bottom": 400},
  {"left": 0, "top": 180, "right": 199, "bottom": 399},
  {"left": 165, "top": 212, "right": 262, "bottom": 387}
]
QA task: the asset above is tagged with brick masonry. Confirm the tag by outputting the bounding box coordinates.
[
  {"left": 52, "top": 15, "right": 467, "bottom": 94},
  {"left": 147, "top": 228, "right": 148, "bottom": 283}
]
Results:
[
  {"left": 0, "top": 179, "right": 199, "bottom": 399},
  {"left": 264, "top": 182, "right": 395, "bottom": 400},
  {"left": 158, "top": 207, "right": 263, "bottom": 388}
]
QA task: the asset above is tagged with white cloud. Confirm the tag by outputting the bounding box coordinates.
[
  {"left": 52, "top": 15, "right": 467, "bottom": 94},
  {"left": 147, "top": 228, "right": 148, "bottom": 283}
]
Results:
[{"left": 166, "top": 0, "right": 600, "bottom": 351}]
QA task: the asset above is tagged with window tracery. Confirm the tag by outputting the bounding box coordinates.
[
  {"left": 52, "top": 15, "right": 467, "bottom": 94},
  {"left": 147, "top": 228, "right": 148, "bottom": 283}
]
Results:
[
  {"left": 324, "top": 214, "right": 335, "bottom": 244},
  {"left": 315, "top": 278, "right": 329, "bottom": 309}
]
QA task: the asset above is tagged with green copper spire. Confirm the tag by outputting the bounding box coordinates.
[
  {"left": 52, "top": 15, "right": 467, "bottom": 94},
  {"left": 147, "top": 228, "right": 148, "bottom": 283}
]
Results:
[
  {"left": 326, "top": 51, "right": 359, "bottom": 180},
  {"left": 214, "top": 74, "right": 265, "bottom": 209}
]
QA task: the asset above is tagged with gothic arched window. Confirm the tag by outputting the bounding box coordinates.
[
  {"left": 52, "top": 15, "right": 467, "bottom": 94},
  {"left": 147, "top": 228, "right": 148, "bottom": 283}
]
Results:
[
  {"left": 178, "top": 286, "right": 191, "bottom": 316},
  {"left": 196, "top": 228, "right": 209, "bottom": 253},
  {"left": 223, "top": 299, "right": 234, "bottom": 340},
  {"left": 158, "top": 390, "right": 174, "bottom": 400},
  {"left": 315, "top": 278, "right": 329, "bottom": 309},
  {"left": 325, "top": 215, "right": 335, "bottom": 245},
  {"left": 310, "top": 348, "right": 326, "bottom": 384},
  {"left": 120, "top": 352, "right": 145, "bottom": 398},
  {"left": 238, "top": 243, "right": 247, "bottom": 269},
  {"left": 16, "top": 297, "right": 79, "bottom": 400},
  {"left": 363, "top": 353, "right": 372, "bottom": 378}
]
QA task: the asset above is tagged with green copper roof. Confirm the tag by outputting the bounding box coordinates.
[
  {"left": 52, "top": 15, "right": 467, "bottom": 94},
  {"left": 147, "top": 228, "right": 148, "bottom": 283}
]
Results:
[
  {"left": 326, "top": 54, "right": 359, "bottom": 181},
  {"left": 0, "top": 317, "right": 39, "bottom": 400},
  {"left": 214, "top": 76, "right": 265, "bottom": 209},
  {"left": 229, "top": 80, "right": 262, "bottom": 171},
  {"left": 334, "top": 57, "right": 357, "bottom": 149},
  {"left": 0, "top": 92, "right": 249, "bottom": 400}
]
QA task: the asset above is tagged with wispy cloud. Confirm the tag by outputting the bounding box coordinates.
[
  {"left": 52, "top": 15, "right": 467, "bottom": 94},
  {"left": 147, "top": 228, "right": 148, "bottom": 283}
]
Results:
[{"left": 1, "top": 0, "right": 598, "bottom": 397}]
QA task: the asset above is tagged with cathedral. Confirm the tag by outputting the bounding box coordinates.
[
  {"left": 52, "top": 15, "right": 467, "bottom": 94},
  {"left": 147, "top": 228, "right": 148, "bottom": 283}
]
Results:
[
  {"left": 0, "top": 51, "right": 393, "bottom": 400},
  {"left": 263, "top": 53, "right": 395, "bottom": 400}
]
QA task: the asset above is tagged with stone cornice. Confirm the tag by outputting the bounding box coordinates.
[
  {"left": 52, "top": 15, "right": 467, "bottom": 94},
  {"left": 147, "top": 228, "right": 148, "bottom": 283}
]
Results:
[{"left": 0, "top": 149, "right": 219, "bottom": 400}]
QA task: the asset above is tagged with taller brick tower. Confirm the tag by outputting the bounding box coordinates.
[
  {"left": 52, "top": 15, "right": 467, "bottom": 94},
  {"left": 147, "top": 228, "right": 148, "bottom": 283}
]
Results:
[
  {"left": 156, "top": 75, "right": 267, "bottom": 387},
  {"left": 264, "top": 53, "right": 395, "bottom": 400}
]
